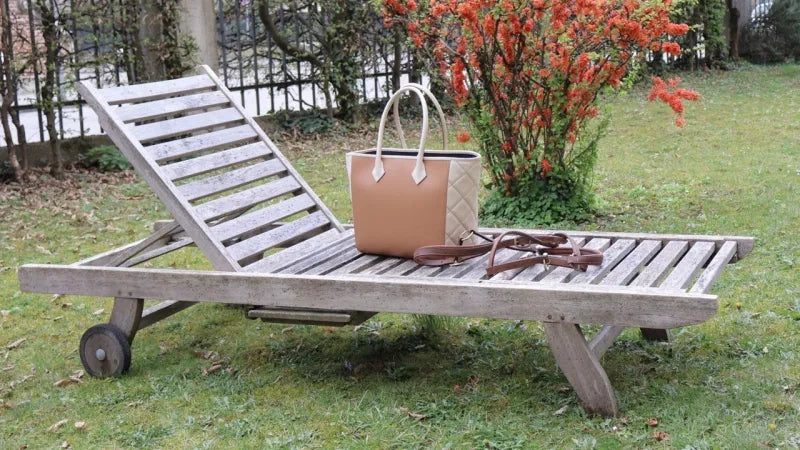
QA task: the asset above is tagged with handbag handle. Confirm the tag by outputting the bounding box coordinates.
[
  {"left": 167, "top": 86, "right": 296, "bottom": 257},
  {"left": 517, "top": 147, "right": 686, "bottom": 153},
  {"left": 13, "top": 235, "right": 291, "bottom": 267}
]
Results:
[{"left": 373, "top": 84, "right": 449, "bottom": 184}]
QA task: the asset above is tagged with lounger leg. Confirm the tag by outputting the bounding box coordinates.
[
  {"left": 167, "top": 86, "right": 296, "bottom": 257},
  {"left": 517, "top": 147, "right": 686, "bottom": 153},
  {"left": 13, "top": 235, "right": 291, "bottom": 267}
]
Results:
[
  {"left": 109, "top": 297, "right": 144, "bottom": 344},
  {"left": 640, "top": 328, "right": 670, "bottom": 341},
  {"left": 543, "top": 322, "right": 618, "bottom": 417}
]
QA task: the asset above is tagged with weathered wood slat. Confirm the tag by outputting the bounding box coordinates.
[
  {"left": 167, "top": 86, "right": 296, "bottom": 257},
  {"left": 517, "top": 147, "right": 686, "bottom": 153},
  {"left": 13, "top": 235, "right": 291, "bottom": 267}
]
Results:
[
  {"left": 477, "top": 227, "right": 754, "bottom": 261},
  {"left": 211, "top": 194, "right": 316, "bottom": 242},
  {"left": 630, "top": 241, "right": 689, "bottom": 288},
  {"left": 600, "top": 240, "right": 661, "bottom": 286},
  {"left": 200, "top": 66, "right": 343, "bottom": 232},
  {"left": 115, "top": 91, "right": 230, "bottom": 122},
  {"left": 132, "top": 108, "right": 243, "bottom": 143},
  {"left": 515, "top": 239, "right": 610, "bottom": 282},
  {"left": 360, "top": 257, "right": 405, "bottom": 275},
  {"left": 409, "top": 264, "right": 444, "bottom": 278},
  {"left": 123, "top": 237, "right": 194, "bottom": 267},
  {"left": 146, "top": 124, "right": 258, "bottom": 162},
  {"left": 488, "top": 238, "right": 587, "bottom": 282},
  {"left": 432, "top": 253, "right": 491, "bottom": 279},
  {"left": 269, "top": 234, "right": 355, "bottom": 274},
  {"left": 326, "top": 254, "right": 383, "bottom": 276},
  {"left": 226, "top": 211, "right": 330, "bottom": 262},
  {"left": 383, "top": 259, "right": 424, "bottom": 276},
  {"left": 100, "top": 75, "right": 216, "bottom": 104},
  {"left": 179, "top": 159, "right": 287, "bottom": 202},
  {"left": 244, "top": 229, "right": 349, "bottom": 273},
  {"left": 690, "top": 241, "right": 738, "bottom": 294},
  {"left": 18, "top": 264, "right": 720, "bottom": 328},
  {"left": 195, "top": 176, "right": 300, "bottom": 221},
  {"left": 542, "top": 239, "right": 620, "bottom": 284},
  {"left": 661, "top": 241, "right": 716, "bottom": 289},
  {"left": 77, "top": 82, "right": 241, "bottom": 272},
  {"left": 246, "top": 307, "right": 352, "bottom": 324},
  {"left": 565, "top": 239, "right": 629, "bottom": 285},
  {"left": 160, "top": 142, "right": 271, "bottom": 181},
  {"left": 301, "top": 247, "right": 363, "bottom": 276}
]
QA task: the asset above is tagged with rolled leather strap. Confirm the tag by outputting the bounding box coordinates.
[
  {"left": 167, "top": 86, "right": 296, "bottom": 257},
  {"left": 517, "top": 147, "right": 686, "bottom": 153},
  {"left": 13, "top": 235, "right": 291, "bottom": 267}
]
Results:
[{"left": 413, "top": 230, "right": 603, "bottom": 276}]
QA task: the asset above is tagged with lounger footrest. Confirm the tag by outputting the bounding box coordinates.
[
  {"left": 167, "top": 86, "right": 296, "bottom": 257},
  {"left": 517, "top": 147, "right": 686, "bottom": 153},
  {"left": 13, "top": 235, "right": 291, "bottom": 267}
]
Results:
[{"left": 246, "top": 307, "right": 354, "bottom": 326}]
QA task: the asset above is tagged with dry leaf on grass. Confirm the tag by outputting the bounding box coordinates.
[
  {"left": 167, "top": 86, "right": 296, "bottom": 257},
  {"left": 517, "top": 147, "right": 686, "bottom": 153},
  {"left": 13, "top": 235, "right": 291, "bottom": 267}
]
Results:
[
  {"left": 92, "top": 309, "right": 105, "bottom": 316},
  {"left": 652, "top": 431, "right": 669, "bottom": 441},
  {"left": 53, "top": 378, "right": 79, "bottom": 388},
  {"left": 647, "top": 417, "right": 659, "bottom": 427},
  {"left": 553, "top": 405, "right": 568, "bottom": 416},
  {"left": 202, "top": 362, "right": 224, "bottom": 376},
  {"left": 127, "top": 400, "right": 143, "bottom": 408},
  {"left": 7, "top": 338, "right": 26, "bottom": 349},
  {"left": 193, "top": 350, "right": 218, "bottom": 360},
  {"left": 74, "top": 421, "right": 86, "bottom": 430},
  {"left": 61, "top": 441, "right": 70, "bottom": 449},
  {"left": 397, "top": 407, "right": 428, "bottom": 421},
  {"left": 47, "top": 419, "right": 68, "bottom": 432},
  {"left": 1, "top": 310, "right": 9, "bottom": 318},
  {"left": 35, "top": 245, "right": 53, "bottom": 256}
]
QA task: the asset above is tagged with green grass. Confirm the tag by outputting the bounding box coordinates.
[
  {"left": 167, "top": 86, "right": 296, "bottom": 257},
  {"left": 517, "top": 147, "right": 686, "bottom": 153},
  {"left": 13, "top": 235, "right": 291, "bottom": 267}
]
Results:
[{"left": 1, "top": 63, "right": 799, "bottom": 448}]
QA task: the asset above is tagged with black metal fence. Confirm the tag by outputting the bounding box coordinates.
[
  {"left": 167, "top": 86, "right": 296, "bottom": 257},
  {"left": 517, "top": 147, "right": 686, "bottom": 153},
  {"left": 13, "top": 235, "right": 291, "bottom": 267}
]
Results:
[{"left": 0, "top": 0, "right": 775, "bottom": 146}]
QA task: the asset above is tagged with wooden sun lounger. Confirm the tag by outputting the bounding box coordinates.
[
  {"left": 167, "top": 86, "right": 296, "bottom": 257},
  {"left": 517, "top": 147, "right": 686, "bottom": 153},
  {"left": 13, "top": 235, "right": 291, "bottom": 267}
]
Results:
[{"left": 17, "top": 66, "right": 754, "bottom": 417}]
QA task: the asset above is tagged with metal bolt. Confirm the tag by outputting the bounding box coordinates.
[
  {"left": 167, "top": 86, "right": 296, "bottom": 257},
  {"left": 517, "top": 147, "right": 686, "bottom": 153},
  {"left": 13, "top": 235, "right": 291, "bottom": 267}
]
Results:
[{"left": 95, "top": 348, "right": 106, "bottom": 361}]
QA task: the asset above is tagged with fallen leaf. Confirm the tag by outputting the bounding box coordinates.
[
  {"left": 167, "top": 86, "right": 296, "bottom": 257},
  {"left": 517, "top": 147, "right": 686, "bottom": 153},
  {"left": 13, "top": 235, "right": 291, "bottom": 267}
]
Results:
[
  {"left": 620, "top": 417, "right": 630, "bottom": 425},
  {"left": 74, "top": 421, "right": 86, "bottom": 430},
  {"left": 1, "top": 310, "right": 9, "bottom": 318},
  {"left": 652, "top": 431, "right": 669, "bottom": 441},
  {"left": 92, "top": 309, "right": 105, "bottom": 316},
  {"left": 61, "top": 441, "right": 70, "bottom": 449},
  {"left": 48, "top": 419, "right": 68, "bottom": 432},
  {"left": 53, "top": 378, "right": 78, "bottom": 388},
  {"left": 60, "top": 303, "right": 73, "bottom": 309},
  {"left": 193, "top": 350, "right": 217, "bottom": 360},
  {"left": 35, "top": 245, "right": 53, "bottom": 255},
  {"left": 127, "top": 400, "right": 143, "bottom": 408},
  {"left": 554, "top": 385, "right": 571, "bottom": 393},
  {"left": 0, "top": 399, "right": 12, "bottom": 409},
  {"left": 202, "top": 363, "right": 223, "bottom": 376},
  {"left": 7, "top": 338, "right": 26, "bottom": 349},
  {"left": 2, "top": 364, "right": 14, "bottom": 372},
  {"left": 397, "top": 407, "right": 428, "bottom": 421},
  {"left": 281, "top": 327, "right": 294, "bottom": 333},
  {"left": 647, "top": 417, "right": 659, "bottom": 427},
  {"left": 553, "top": 405, "right": 568, "bottom": 416}
]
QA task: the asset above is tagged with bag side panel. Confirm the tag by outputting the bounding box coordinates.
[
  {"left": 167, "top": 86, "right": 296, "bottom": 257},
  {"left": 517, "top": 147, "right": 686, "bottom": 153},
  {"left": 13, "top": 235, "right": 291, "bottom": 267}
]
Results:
[{"left": 444, "top": 158, "right": 482, "bottom": 245}]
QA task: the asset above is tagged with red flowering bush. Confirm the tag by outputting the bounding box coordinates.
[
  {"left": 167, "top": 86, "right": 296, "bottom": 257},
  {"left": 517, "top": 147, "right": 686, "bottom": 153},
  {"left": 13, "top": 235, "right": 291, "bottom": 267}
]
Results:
[{"left": 385, "top": 0, "right": 699, "bottom": 223}]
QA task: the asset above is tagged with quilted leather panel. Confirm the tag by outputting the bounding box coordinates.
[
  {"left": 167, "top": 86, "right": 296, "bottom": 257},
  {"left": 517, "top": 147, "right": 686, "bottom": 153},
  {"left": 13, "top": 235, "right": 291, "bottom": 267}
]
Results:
[{"left": 444, "top": 158, "right": 481, "bottom": 245}]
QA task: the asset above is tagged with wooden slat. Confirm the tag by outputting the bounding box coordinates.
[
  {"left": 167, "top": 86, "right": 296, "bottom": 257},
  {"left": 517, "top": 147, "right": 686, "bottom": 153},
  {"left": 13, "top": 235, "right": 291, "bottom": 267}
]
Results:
[
  {"left": 383, "top": 259, "right": 424, "bottom": 276},
  {"left": 100, "top": 74, "right": 216, "bottom": 104},
  {"left": 18, "top": 264, "right": 720, "bottom": 329},
  {"left": 360, "top": 257, "right": 405, "bottom": 275},
  {"left": 77, "top": 81, "right": 240, "bottom": 272},
  {"left": 226, "top": 211, "right": 330, "bottom": 262},
  {"left": 690, "top": 241, "right": 737, "bottom": 294},
  {"left": 160, "top": 142, "right": 271, "bottom": 181},
  {"left": 432, "top": 253, "right": 491, "bottom": 279},
  {"left": 179, "top": 159, "right": 286, "bottom": 202},
  {"left": 124, "top": 237, "right": 194, "bottom": 267},
  {"left": 146, "top": 124, "right": 258, "bottom": 162},
  {"left": 246, "top": 307, "right": 351, "bottom": 324},
  {"left": 326, "top": 254, "right": 383, "bottom": 275},
  {"left": 600, "top": 240, "right": 661, "bottom": 286},
  {"left": 245, "top": 229, "right": 349, "bottom": 273},
  {"left": 660, "top": 241, "right": 716, "bottom": 289},
  {"left": 589, "top": 325, "right": 626, "bottom": 359},
  {"left": 270, "top": 234, "right": 355, "bottom": 274},
  {"left": 477, "top": 227, "right": 754, "bottom": 261},
  {"left": 301, "top": 248, "right": 363, "bottom": 276},
  {"left": 488, "top": 238, "right": 587, "bottom": 281},
  {"left": 542, "top": 239, "right": 618, "bottom": 284},
  {"left": 195, "top": 176, "right": 300, "bottom": 221},
  {"left": 211, "top": 194, "right": 316, "bottom": 242},
  {"left": 116, "top": 90, "right": 230, "bottom": 122},
  {"left": 200, "top": 66, "right": 344, "bottom": 233},
  {"left": 566, "top": 239, "right": 632, "bottom": 285},
  {"left": 630, "top": 241, "right": 689, "bottom": 287},
  {"left": 132, "top": 108, "right": 243, "bottom": 143}
]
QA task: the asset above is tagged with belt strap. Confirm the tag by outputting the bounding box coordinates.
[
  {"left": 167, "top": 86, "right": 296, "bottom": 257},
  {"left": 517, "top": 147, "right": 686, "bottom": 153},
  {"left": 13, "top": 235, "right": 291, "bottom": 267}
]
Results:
[{"left": 413, "top": 230, "right": 604, "bottom": 276}]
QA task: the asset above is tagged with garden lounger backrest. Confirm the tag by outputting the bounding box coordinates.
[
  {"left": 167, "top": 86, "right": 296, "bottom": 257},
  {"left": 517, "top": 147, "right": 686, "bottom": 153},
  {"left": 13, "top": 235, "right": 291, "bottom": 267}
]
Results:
[{"left": 78, "top": 66, "right": 343, "bottom": 272}]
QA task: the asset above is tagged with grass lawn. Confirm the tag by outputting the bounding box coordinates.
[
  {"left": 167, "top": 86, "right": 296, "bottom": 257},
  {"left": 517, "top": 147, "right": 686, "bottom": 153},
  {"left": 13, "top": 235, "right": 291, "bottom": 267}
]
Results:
[{"left": 1, "top": 63, "right": 798, "bottom": 448}]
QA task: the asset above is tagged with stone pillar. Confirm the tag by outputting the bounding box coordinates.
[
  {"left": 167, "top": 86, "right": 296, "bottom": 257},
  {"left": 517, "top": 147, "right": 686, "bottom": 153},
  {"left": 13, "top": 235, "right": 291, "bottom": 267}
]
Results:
[{"left": 179, "top": 0, "right": 219, "bottom": 72}]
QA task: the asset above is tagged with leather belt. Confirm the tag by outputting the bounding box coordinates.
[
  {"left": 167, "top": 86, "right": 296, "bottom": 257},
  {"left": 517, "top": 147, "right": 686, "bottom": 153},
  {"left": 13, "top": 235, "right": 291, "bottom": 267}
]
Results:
[{"left": 413, "top": 230, "right": 604, "bottom": 277}]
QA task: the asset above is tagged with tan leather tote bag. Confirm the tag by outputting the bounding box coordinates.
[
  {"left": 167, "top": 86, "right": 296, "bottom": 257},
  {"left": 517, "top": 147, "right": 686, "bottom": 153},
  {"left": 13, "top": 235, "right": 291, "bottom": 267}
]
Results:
[{"left": 346, "top": 84, "right": 482, "bottom": 258}]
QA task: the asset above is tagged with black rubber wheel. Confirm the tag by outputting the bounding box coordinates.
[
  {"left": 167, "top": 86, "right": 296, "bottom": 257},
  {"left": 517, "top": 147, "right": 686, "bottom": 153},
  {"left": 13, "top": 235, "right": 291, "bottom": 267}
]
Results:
[{"left": 79, "top": 324, "right": 132, "bottom": 378}]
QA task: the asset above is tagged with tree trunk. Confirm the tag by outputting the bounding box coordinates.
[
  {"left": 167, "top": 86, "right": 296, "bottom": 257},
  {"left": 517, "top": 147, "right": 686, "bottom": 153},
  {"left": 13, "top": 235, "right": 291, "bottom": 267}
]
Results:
[
  {"left": 35, "top": 0, "right": 63, "bottom": 178},
  {"left": 136, "top": 0, "right": 167, "bottom": 81}
]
